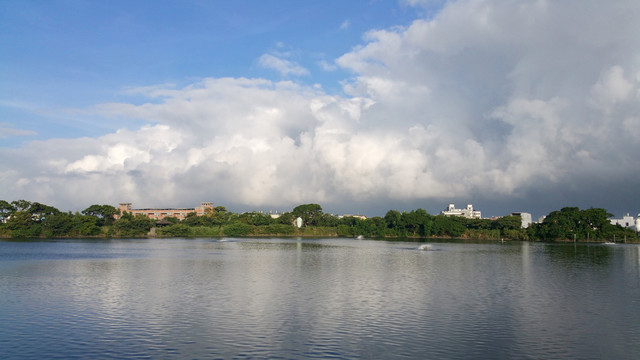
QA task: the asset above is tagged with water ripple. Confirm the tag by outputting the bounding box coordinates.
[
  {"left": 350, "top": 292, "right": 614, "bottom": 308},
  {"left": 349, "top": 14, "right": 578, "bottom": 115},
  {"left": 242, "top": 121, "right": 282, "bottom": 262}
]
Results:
[{"left": 1, "top": 239, "right": 639, "bottom": 359}]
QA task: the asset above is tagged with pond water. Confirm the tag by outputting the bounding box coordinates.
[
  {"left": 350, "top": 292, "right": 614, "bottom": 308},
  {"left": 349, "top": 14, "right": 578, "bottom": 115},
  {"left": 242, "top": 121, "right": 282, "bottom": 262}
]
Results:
[{"left": 1, "top": 238, "right": 639, "bottom": 359}]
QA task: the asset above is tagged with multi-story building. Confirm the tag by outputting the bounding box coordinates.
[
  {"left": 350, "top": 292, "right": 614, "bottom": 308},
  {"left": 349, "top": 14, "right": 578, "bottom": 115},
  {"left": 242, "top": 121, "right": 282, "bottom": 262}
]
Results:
[
  {"left": 511, "top": 212, "right": 533, "bottom": 228},
  {"left": 441, "top": 204, "right": 482, "bottom": 219},
  {"left": 115, "top": 202, "right": 214, "bottom": 220},
  {"left": 610, "top": 213, "right": 637, "bottom": 232}
]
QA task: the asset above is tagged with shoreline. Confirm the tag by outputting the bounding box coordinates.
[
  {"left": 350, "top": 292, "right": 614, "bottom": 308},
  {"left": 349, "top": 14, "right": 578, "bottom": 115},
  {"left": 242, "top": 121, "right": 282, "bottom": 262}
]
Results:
[{"left": 2, "top": 232, "right": 638, "bottom": 244}]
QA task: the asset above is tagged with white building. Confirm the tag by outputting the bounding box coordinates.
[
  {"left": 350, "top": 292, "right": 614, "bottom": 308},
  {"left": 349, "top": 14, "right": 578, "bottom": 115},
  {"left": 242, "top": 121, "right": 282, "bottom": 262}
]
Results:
[
  {"left": 340, "top": 214, "right": 367, "bottom": 220},
  {"left": 441, "top": 204, "right": 482, "bottom": 219},
  {"left": 610, "top": 213, "right": 637, "bottom": 232},
  {"left": 511, "top": 212, "right": 533, "bottom": 228}
]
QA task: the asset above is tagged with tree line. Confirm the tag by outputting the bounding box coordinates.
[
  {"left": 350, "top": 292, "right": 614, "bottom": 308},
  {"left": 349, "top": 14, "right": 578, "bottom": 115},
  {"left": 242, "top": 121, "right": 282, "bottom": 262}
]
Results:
[{"left": 0, "top": 200, "right": 637, "bottom": 242}]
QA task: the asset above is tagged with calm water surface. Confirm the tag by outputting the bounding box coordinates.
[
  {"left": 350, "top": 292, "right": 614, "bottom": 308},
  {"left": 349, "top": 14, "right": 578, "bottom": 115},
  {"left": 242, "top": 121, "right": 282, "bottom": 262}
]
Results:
[{"left": 1, "top": 238, "right": 639, "bottom": 359}]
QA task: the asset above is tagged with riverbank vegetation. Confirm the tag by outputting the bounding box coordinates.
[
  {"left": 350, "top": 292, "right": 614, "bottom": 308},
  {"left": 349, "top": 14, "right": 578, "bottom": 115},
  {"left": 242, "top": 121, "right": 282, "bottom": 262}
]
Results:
[{"left": 0, "top": 200, "right": 637, "bottom": 242}]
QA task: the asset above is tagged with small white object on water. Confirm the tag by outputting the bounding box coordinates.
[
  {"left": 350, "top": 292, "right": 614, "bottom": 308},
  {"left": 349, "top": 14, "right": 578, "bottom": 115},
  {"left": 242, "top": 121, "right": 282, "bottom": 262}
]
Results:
[{"left": 418, "top": 244, "right": 432, "bottom": 251}]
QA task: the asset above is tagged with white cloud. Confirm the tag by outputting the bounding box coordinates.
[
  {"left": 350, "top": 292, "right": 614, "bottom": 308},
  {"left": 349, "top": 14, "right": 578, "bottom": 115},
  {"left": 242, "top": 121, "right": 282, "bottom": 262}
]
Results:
[
  {"left": 590, "top": 66, "right": 635, "bottom": 112},
  {"left": 258, "top": 53, "right": 309, "bottom": 77},
  {"left": 0, "top": 123, "right": 36, "bottom": 138},
  {"left": 1, "top": 0, "right": 639, "bottom": 215}
]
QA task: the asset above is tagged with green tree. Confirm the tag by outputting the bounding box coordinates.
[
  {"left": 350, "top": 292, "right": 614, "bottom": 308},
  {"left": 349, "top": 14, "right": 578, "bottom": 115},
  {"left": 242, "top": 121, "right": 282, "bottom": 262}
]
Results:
[
  {"left": 28, "top": 202, "right": 60, "bottom": 219},
  {"left": 339, "top": 216, "right": 359, "bottom": 227},
  {"left": 11, "top": 199, "right": 32, "bottom": 212},
  {"left": 276, "top": 212, "right": 295, "bottom": 225},
  {"left": 238, "top": 212, "right": 271, "bottom": 226},
  {"left": 400, "top": 209, "right": 433, "bottom": 236},
  {"left": 491, "top": 215, "right": 521, "bottom": 231},
  {"left": 158, "top": 223, "right": 191, "bottom": 237},
  {"left": 317, "top": 213, "right": 340, "bottom": 227},
  {"left": 292, "top": 204, "right": 323, "bottom": 226},
  {"left": 82, "top": 204, "right": 119, "bottom": 225},
  {"left": 198, "top": 206, "right": 235, "bottom": 225},
  {"left": 113, "top": 214, "right": 154, "bottom": 237},
  {"left": 337, "top": 224, "right": 354, "bottom": 237},
  {"left": 183, "top": 212, "right": 217, "bottom": 226},
  {"left": 71, "top": 213, "right": 102, "bottom": 236},
  {"left": 532, "top": 207, "right": 616, "bottom": 241},
  {"left": 466, "top": 218, "right": 492, "bottom": 230},
  {"left": 6, "top": 210, "right": 41, "bottom": 238},
  {"left": 0, "top": 200, "right": 16, "bottom": 216},
  {"left": 384, "top": 210, "right": 402, "bottom": 231},
  {"left": 162, "top": 216, "right": 180, "bottom": 224},
  {"left": 6, "top": 211, "right": 35, "bottom": 230},
  {"left": 223, "top": 222, "right": 252, "bottom": 236},
  {"left": 265, "top": 223, "right": 295, "bottom": 235},
  {"left": 41, "top": 212, "right": 74, "bottom": 237},
  {"left": 582, "top": 208, "right": 612, "bottom": 232},
  {"left": 433, "top": 215, "right": 466, "bottom": 237},
  {"left": 372, "top": 217, "right": 388, "bottom": 236}
]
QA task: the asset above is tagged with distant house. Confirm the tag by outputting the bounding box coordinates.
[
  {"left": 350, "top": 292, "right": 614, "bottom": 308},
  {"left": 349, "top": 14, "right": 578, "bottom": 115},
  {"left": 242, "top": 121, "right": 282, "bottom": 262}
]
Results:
[
  {"left": 340, "top": 214, "right": 367, "bottom": 220},
  {"left": 610, "top": 213, "right": 637, "bottom": 232},
  {"left": 441, "top": 204, "right": 482, "bottom": 219},
  {"left": 115, "top": 202, "right": 214, "bottom": 220}
]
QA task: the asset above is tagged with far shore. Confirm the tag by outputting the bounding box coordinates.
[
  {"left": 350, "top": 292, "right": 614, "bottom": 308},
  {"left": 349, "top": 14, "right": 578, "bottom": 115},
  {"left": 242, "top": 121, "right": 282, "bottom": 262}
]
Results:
[{"left": 2, "top": 231, "right": 638, "bottom": 244}]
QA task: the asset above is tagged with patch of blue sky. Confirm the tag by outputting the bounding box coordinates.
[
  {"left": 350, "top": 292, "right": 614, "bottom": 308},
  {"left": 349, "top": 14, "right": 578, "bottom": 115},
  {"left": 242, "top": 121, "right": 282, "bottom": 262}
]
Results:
[{"left": 1, "top": 0, "right": 441, "bottom": 145}]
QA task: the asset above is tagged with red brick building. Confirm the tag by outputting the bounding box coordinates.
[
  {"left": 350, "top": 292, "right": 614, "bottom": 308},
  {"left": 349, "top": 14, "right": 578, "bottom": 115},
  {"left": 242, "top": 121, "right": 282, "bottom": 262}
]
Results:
[{"left": 115, "top": 202, "right": 213, "bottom": 220}]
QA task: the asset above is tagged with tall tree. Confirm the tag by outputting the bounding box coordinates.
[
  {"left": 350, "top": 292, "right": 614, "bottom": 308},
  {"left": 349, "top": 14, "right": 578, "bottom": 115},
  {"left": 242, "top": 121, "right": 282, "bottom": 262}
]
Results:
[
  {"left": 28, "top": 202, "right": 60, "bottom": 220},
  {"left": 384, "top": 210, "right": 402, "bottom": 230},
  {"left": 82, "top": 204, "right": 118, "bottom": 225},
  {"left": 11, "top": 200, "right": 32, "bottom": 212},
  {"left": 0, "top": 200, "right": 16, "bottom": 220},
  {"left": 292, "top": 204, "right": 323, "bottom": 226}
]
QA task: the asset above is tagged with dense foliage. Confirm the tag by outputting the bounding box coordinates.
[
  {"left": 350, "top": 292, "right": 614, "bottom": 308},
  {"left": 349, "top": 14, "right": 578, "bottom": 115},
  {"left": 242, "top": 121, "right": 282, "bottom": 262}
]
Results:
[
  {"left": 528, "top": 207, "right": 637, "bottom": 241},
  {"left": 0, "top": 200, "right": 123, "bottom": 238},
  {"left": 0, "top": 200, "right": 637, "bottom": 242}
]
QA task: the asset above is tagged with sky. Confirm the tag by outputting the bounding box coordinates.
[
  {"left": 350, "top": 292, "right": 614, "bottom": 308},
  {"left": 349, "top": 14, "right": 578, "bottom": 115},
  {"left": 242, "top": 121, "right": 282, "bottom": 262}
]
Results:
[{"left": 1, "top": 0, "right": 639, "bottom": 220}]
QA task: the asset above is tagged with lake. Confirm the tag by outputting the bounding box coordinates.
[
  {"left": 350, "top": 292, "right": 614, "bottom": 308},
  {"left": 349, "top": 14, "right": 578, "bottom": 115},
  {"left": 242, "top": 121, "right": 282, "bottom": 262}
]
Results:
[{"left": 1, "top": 238, "right": 639, "bottom": 359}]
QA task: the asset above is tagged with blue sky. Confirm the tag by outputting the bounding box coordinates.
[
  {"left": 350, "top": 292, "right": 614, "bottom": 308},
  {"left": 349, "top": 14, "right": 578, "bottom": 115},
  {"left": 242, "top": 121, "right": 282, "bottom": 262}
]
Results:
[
  {"left": 2, "top": 0, "right": 428, "bottom": 143},
  {"left": 1, "top": 0, "right": 639, "bottom": 219}
]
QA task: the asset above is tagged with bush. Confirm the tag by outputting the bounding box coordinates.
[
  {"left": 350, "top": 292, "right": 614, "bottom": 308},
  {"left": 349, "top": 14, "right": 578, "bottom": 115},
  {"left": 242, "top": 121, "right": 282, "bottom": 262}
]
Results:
[
  {"left": 465, "top": 229, "right": 501, "bottom": 240},
  {"left": 265, "top": 223, "right": 295, "bottom": 235},
  {"left": 301, "top": 226, "right": 337, "bottom": 236},
  {"left": 157, "top": 224, "right": 191, "bottom": 237},
  {"left": 502, "top": 229, "right": 529, "bottom": 241},
  {"left": 337, "top": 225, "right": 353, "bottom": 237},
  {"left": 10, "top": 224, "right": 42, "bottom": 238},
  {"left": 113, "top": 215, "right": 155, "bottom": 237},
  {"left": 189, "top": 226, "right": 223, "bottom": 237},
  {"left": 223, "top": 223, "right": 252, "bottom": 236}
]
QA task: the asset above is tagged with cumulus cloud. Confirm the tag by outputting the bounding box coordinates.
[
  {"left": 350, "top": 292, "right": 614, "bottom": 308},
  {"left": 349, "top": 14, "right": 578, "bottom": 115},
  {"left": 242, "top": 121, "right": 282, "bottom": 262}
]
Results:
[
  {"left": 1, "top": 0, "right": 639, "bottom": 216},
  {"left": 590, "top": 66, "right": 635, "bottom": 112}
]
